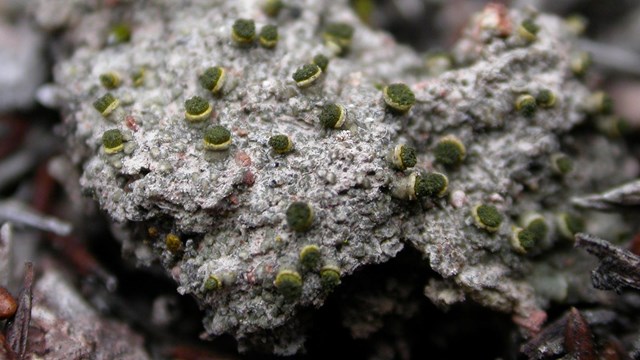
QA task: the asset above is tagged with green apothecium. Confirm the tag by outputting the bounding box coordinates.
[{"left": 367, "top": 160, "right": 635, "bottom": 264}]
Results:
[
  {"left": 319, "top": 103, "right": 345, "bottom": 129},
  {"left": 383, "top": 83, "right": 415, "bottom": 113},
  {"left": 472, "top": 204, "right": 503, "bottom": 232},
  {"left": 102, "top": 129, "right": 124, "bottom": 154},
  {"left": 292, "top": 63, "right": 322, "bottom": 87},
  {"left": 286, "top": 202, "right": 314, "bottom": 232},
  {"left": 199, "top": 67, "right": 226, "bottom": 95},
  {"left": 203, "top": 125, "right": 232, "bottom": 151},
  {"left": 231, "top": 19, "right": 256, "bottom": 44},
  {"left": 184, "top": 96, "right": 212, "bottom": 122}
]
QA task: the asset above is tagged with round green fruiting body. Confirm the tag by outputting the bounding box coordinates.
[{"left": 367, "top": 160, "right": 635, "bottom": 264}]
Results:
[
  {"left": 391, "top": 144, "right": 417, "bottom": 170},
  {"left": 184, "top": 96, "right": 212, "bottom": 122},
  {"left": 551, "top": 153, "right": 573, "bottom": 175},
  {"left": 425, "top": 52, "right": 453, "bottom": 76},
  {"left": 518, "top": 19, "right": 539, "bottom": 42},
  {"left": 322, "top": 22, "right": 354, "bottom": 55},
  {"left": 415, "top": 172, "right": 448, "bottom": 198},
  {"left": 203, "top": 125, "right": 232, "bottom": 151},
  {"left": 516, "top": 94, "right": 537, "bottom": 117},
  {"left": 565, "top": 14, "right": 588, "bottom": 36},
  {"left": 299, "top": 245, "right": 321, "bottom": 270},
  {"left": 259, "top": 24, "right": 279, "bottom": 48},
  {"left": 536, "top": 89, "right": 556, "bottom": 108},
  {"left": 108, "top": 23, "right": 131, "bottom": 45},
  {"left": 102, "top": 129, "right": 124, "bottom": 154},
  {"left": 165, "top": 233, "right": 182, "bottom": 253},
  {"left": 383, "top": 83, "right": 416, "bottom": 113},
  {"left": 93, "top": 93, "right": 120, "bottom": 117},
  {"left": 274, "top": 269, "right": 303, "bottom": 299},
  {"left": 511, "top": 226, "right": 536, "bottom": 254},
  {"left": 596, "top": 115, "right": 629, "bottom": 138},
  {"left": 320, "top": 265, "right": 341, "bottom": 289},
  {"left": 472, "top": 204, "right": 503, "bottom": 232},
  {"left": 589, "top": 91, "right": 614, "bottom": 115},
  {"left": 312, "top": 54, "right": 329, "bottom": 72},
  {"left": 231, "top": 19, "right": 256, "bottom": 44},
  {"left": 319, "top": 103, "right": 345, "bottom": 129},
  {"left": 204, "top": 275, "right": 222, "bottom": 291},
  {"left": 199, "top": 67, "right": 226, "bottom": 94},
  {"left": 292, "top": 63, "right": 322, "bottom": 88},
  {"left": 131, "top": 68, "right": 145, "bottom": 87},
  {"left": 556, "top": 212, "right": 585, "bottom": 240},
  {"left": 523, "top": 215, "right": 548, "bottom": 240},
  {"left": 99, "top": 71, "right": 121, "bottom": 89},
  {"left": 570, "top": 52, "right": 591, "bottom": 77},
  {"left": 434, "top": 135, "right": 466, "bottom": 167},
  {"left": 262, "top": 0, "right": 284, "bottom": 17},
  {"left": 286, "top": 202, "right": 314, "bottom": 232},
  {"left": 147, "top": 227, "right": 159, "bottom": 238},
  {"left": 268, "top": 134, "right": 293, "bottom": 154},
  {"left": 511, "top": 214, "right": 548, "bottom": 254}
]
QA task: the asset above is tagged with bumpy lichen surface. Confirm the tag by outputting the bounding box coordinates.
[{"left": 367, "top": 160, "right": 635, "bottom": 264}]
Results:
[{"left": 50, "top": 0, "right": 637, "bottom": 355}]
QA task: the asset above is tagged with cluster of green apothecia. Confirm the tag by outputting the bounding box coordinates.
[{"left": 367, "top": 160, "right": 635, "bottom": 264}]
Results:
[
  {"left": 270, "top": 202, "right": 341, "bottom": 300},
  {"left": 193, "top": 201, "right": 337, "bottom": 301},
  {"left": 231, "top": 18, "right": 280, "bottom": 49},
  {"left": 290, "top": 20, "right": 354, "bottom": 89},
  {"left": 391, "top": 134, "right": 466, "bottom": 201},
  {"left": 470, "top": 199, "right": 584, "bottom": 255}
]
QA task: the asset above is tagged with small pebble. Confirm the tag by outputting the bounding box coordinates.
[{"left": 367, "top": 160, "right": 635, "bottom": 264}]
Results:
[{"left": 0, "top": 286, "right": 17, "bottom": 319}]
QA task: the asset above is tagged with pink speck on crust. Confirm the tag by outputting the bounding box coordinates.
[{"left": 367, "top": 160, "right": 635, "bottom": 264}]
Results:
[
  {"left": 513, "top": 309, "right": 547, "bottom": 336},
  {"left": 125, "top": 115, "right": 139, "bottom": 132},
  {"left": 235, "top": 151, "right": 252, "bottom": 167}
]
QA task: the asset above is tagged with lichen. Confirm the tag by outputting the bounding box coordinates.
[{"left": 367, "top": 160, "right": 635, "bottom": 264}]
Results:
[{"left": 50, "top": 0, "right": 638, "bottom": 355}]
